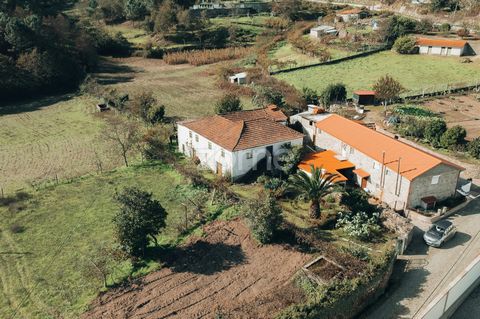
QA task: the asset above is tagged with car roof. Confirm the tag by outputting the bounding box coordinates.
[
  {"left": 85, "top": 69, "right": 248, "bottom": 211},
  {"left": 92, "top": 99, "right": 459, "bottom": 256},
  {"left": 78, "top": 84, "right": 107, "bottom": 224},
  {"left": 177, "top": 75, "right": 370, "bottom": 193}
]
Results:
[{"left": 435, "top": 220, "right": 452, "bottom": 228}]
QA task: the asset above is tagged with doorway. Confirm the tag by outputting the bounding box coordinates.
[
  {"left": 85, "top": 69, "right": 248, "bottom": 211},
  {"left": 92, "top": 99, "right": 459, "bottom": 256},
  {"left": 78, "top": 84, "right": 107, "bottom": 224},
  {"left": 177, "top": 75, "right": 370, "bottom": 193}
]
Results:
[{"left": 216, "top": 162, "right": 222, "bottom": 176}]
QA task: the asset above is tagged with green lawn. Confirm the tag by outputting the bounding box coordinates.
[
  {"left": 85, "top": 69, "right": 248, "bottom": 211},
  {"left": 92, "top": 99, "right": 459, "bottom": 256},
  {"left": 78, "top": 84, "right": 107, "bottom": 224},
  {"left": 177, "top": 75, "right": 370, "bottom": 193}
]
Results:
[
  {"left": 0, "top": 163, "right": 213, "bottom": 318},
  {"left": 275, "top": 51, "right": 480, "bottom": 96}
]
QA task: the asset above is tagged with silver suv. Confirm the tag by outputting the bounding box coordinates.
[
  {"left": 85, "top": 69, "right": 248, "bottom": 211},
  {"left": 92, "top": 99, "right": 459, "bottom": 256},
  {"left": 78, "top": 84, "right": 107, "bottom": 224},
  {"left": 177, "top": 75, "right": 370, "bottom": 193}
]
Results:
[{"left": 423, "top": 220, "right": 456, "bottom": 248}]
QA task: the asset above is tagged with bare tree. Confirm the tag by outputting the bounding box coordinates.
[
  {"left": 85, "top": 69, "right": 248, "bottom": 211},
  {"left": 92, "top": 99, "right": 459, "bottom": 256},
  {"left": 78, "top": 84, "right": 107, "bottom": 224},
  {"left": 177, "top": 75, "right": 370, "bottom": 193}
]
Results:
[{"left": 102, "top": 115, "right": 140, "bottom": 167}]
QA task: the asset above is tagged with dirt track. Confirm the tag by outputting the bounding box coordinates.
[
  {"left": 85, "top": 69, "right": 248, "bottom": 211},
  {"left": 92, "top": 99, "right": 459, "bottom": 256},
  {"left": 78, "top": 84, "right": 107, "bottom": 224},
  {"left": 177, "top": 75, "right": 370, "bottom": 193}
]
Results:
[{"left": 83, "top": 219, "right": 310, "bottom": 319}]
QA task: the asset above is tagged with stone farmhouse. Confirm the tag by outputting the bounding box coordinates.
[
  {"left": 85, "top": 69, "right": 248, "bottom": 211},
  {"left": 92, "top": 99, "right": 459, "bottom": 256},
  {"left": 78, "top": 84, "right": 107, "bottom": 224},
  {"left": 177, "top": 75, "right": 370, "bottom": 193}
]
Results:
[
  {"left": 177, "top": 106, "right": 303, "bottom": 180},
  {"left": 416, "top": 38, "right": 474, "bottom": 57},
  {"left": 302, "top": 114, "right": 464, "bottom": 210}
]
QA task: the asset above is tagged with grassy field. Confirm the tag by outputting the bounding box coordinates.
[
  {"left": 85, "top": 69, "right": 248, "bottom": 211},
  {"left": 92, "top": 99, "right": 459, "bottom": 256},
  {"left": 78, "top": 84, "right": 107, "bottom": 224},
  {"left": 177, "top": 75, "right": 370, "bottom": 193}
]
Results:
[
  {"left": 275, "top": 51, "right": 480, "bottom": 96},
  {"left": 105, "top": 23, "right": 150, "bottom": 49},
  {"left": 271, "top": 42, "right": 352, "bottom": 68},
  {"left": 0, "top": 95, "right": 124, "bottom": 194},
  {"left": 0, "top": 163, "right": 215, "bottom": 318},
  {"left": 99, "top": 57, "right": 256, "bottom": 118}
]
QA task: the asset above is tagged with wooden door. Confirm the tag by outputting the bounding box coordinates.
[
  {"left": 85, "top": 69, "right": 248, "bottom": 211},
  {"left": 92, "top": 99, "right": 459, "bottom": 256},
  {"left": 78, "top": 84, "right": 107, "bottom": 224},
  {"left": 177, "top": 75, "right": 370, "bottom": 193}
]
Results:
[
  {"left": 361, "top": 177, "right": 367, "bottom": 189},
  {"left": 216, "top": 162, "right": 222, "bottom": 176}
]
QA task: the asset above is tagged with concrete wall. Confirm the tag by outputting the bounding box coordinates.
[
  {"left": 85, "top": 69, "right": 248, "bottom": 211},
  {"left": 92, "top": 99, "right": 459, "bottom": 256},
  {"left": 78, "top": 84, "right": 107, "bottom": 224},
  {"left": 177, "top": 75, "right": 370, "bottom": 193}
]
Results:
[
  {"left": 408, "top": 164, "right": 461, "bottom": 208},
  {"left": 417, "top": 254, "right": 480, "bottom": 319},
  {"left": 314, "top": 130, "right": 411, "bottom": 209},
  {"left": 419, "top": 45, "right": 463, "bottom": 56}
]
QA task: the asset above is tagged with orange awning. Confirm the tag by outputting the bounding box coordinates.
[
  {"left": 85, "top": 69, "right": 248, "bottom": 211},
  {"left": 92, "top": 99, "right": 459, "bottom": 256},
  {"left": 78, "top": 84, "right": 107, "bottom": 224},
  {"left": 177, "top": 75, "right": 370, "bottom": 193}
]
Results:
[
  {"left": 298, "top": 150, "right": 355, "bottom": 183},
  {"left": 353, "top": 168, "right": 370, "bottom": 178}
]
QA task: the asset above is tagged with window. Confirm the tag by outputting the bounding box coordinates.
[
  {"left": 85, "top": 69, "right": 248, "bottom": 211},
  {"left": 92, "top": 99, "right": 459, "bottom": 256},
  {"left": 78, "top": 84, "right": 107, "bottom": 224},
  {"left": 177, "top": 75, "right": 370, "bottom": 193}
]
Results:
[
  {"left": 373, "top": 162, "right": 380, "bottom": 170},
  {"left": 431, "top": 175, "right": 440, "bottom": 185},
  {"left": 309, "top": 120, "right": 313, "bottom": 126},
  {"left": 221, "top": 149, "right": 225, "bottom": 157},
  {"left": 195, "top": 134, "right": 199, "bottom": 142},
  {"left": 246, "top": 151, "right": 253, "bottom": 159},
  {"left": 349, "top": 146, "right": 354, "bottom": 154},
  {"left": 189, "top": 131, "right": 192, "bottom": 138},
  {"left": 208, "top": 142, "right": 212, "bottom": 150},
  {"left": 182, "top": 144, "right": 185, "bottom": 153}
]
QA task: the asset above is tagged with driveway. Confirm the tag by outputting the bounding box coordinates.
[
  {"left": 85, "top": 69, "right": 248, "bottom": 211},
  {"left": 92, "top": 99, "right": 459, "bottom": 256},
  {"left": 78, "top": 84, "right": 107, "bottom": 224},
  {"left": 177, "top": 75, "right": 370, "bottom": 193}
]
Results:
[{"left": 361, "top": 198, "right": 480, "bottom": 319}]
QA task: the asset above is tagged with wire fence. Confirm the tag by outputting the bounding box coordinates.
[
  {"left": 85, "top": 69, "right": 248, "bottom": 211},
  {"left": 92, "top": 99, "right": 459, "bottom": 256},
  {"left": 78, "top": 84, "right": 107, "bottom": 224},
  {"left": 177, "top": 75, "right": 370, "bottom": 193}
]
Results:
[{"left": 401, "top": 79, "right": 480, "bottom": 101}]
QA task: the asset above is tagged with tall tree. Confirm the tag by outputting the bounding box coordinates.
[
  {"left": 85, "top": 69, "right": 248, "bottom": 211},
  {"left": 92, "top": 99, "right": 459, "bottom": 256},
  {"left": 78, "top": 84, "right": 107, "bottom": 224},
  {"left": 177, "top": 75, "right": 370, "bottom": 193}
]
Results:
[
  {"left": 113, "top": 187, "right": 168, "bottom": 257},
  {"left": 102, "top": 115, "right": 140, "bottom": 167},
  {"left": 289, "top": 165, "right": 337, "bottom": 219},
  {"left": 373, "top": 75, "right": 404, "bottom": 114},
  {"left": 215, "top": 93, "right": 243, "bottom": 114}
]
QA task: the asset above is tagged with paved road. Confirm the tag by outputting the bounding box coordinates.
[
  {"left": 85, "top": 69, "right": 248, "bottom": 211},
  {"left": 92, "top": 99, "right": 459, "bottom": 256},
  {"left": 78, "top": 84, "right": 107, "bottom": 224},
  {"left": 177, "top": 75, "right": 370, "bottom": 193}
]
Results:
[{"left": 361, "top": 198, "right": 480, "bottom": 319}]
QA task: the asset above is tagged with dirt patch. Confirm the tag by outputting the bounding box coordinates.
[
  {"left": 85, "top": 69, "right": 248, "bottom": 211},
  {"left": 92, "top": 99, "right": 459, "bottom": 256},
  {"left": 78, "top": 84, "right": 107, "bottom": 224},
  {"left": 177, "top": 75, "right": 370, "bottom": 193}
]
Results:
[
  {"left": 83, "top": 219, "right": 311, "bottom": 319},
  {"left": 422, "top": 94, "right": 480, "bottom": 140}
]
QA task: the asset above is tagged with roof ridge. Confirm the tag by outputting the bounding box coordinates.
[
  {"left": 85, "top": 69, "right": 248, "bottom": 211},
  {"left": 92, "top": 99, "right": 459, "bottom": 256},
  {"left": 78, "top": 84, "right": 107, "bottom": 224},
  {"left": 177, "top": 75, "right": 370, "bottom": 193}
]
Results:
[{"left": 231, "top": 120, "right": 245, "bottom": 150}]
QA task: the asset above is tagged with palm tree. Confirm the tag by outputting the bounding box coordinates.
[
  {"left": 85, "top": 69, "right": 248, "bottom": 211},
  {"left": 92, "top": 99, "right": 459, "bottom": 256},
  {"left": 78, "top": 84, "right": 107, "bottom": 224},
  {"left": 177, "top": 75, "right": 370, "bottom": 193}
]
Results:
[{"left": 289, "top": 165, "right": 337, "bottom": 219}]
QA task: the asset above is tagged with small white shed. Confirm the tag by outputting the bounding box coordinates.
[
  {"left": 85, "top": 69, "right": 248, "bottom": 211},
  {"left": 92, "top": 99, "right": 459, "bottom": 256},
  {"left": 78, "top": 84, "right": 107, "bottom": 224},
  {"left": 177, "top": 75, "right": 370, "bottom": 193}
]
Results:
[
  {"left": 228, "top": 72, "right": 247, "bottom": 85},
  {"left": 309, "top": 25, "right": 338, "bottom": 38}
]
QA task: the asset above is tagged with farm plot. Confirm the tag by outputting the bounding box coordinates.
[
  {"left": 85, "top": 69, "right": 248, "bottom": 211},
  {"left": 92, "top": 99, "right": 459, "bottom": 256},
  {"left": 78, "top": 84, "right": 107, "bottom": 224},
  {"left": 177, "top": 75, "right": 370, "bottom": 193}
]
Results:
[
  {"left": 95, "top": 57, "right": 255, "bottom": 119},
  {"left": 0, "top": 95, "right": 122, "bottom": 193},
  {"left": 422, "top": 94, "right": 480, "bottom": 140},
  {"left": 83, "top": 219, "right": 310, "bottom": 319},
  {"left": 275, "top": 51, "right": 480, "bottom": 96}
]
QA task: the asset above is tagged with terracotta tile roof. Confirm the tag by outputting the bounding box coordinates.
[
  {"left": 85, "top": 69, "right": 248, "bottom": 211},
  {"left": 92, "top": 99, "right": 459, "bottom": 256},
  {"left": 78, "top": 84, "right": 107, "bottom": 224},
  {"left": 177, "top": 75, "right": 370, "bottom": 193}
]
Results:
[
  {"left": 298, "top": 150, "right": 355, "bottom": 183},
  {"left": 180, "top": 108, "right": 303, "bottom": 152},
  {"left": 222, "top": 105, "right": 287, "bottom": 123},
  {"left": 316, "top": 115, "right": 464, "bottom": 180},
  {"left": 416, "top": 38, "right": 468, "bottom": 49},
  {"left": 353, "top": 90, "right": 376, "bottom": 96},
  {"left": 353, "top": 168, "right": 370, "bottom": 178}
]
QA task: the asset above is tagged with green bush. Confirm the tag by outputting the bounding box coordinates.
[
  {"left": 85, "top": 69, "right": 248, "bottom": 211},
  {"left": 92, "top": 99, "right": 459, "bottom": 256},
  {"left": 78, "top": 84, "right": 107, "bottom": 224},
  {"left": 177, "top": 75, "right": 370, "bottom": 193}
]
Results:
[
  {"left": 302, "top": 87, "right": 319, "bottom": 105},
  {"left": 468, "top": 138, "right": 480, "bottom": 159},
  {"left": 319, "top": 83, "right": 346, "bottom": 107},
  {"left": 440, "top": 125, "right": 467, "bottom": 149},
  {"left": 215, "top": 93, "right": 243, "bottom": 114},
  {"left": 393, "top": 36, "right": 417, "bottom": 54},
  {"left": 341, "top": 188, "right": 377, "bottom": 215},
  {"left": 243, "top": 195, "right": 283, "bottom": 244},
  {"left": 336, "top": 211, "right": 381, "bottom": 241},
  {"left": 395, "top": 117, "right": 427, "bottom": 139},
  {"left": 424, "top": 119, "right": 447, "bottom": 146}
]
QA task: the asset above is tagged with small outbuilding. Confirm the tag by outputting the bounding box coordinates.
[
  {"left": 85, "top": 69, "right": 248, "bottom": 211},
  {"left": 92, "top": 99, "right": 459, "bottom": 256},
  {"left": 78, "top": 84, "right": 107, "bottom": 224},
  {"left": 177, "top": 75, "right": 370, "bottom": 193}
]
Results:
[
  {"left": 309, "top": 25, "right": 338, "bottom": 38},
  {"left": 416, "top": 38, "right": 474, "bottom": 57},
  {"left": 229, "top": 72, "right": 247, "bottom": 85},
  {"left": 352, "top": 90, "right": 376, "bottom": 105},
  {"left": 335, "top": 8, "right": 369, "bottom": 23}
]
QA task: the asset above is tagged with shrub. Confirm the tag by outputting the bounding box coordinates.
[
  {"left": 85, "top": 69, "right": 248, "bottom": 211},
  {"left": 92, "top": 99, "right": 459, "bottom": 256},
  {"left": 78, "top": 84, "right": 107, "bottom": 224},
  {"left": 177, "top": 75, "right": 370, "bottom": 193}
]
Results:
[
  {"left": 341, "top": 188, "right": 377, "bottom": 215},
  {"left": 396, "top": 117, "right": 427, "bottom": 139},
  {"left": 319, "top": 83, "right": 347, "bottom": 107},
  {"left": 379, "top": 15, "right": 417, "bottom": 44},
  {"left": 440, "top": 125, "right": 467, "bottom": 149},
  {"left": 336, "top": 211, "right": 381, "bottom": 241},
  {"left": 439, "top": 23, "right": 451, "bottom": 33},
  {"left": 393, "top": 36, "right": 417, "bottom": 54},
  {"left": 10, "top": 224, "right": 26, "bottom": 234},
  {"left": 424, "top": 119, "right": 447, "bottom": 146},
  {"left": 215, "top": 93, "right": 242, "bottom": 114},
  {"left": 243, "top": 195, "right": 283, "bottom": 244},
  {"left": 163, "top": 47, "right": 251, "bottom": 66},
  {"left": 302, "top": 87, "right": 319, "bottom": 105},
  {"left": 113, "top": 187, "right": 167, "bottom": 257},
  {"left": 468, "top": 137, "right": 480, "bottom": 159},
  {"left": 278, "top": 143, "right": 305, "bottom": 176}
]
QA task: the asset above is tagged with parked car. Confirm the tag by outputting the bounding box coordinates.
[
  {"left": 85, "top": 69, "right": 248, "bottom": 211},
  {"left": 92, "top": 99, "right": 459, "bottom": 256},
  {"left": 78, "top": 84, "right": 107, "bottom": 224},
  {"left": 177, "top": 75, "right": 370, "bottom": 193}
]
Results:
[{"left": 423, "top": 220, "right": 456, "bottom": 247}]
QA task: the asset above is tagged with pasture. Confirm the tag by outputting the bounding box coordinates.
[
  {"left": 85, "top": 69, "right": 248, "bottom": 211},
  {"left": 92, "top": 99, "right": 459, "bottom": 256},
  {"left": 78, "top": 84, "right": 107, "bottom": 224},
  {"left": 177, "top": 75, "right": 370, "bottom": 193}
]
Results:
[
  {"left": 0, "top": 95, "right": 121, "bottom": 194},
  {"left": 96, "top": 57, "right": 256, "bottom": 119},
  {"left": 275, "top": 51, "right": 480, "bottom": 96},
  {"left": 0, "top": 163, "right": 206, "bottom": 318}
]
